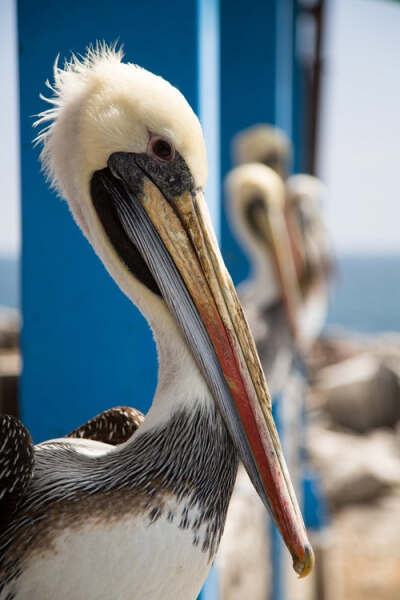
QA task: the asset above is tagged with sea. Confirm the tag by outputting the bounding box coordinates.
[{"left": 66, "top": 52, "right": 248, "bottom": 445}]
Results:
[
  {"left": 1, "top": 254, "right": 399, "bottom": 334},
  {"left": 0, "top": 255, "right": 19, "bottom": 310},
  {"left": 326, "top": 254, "right": 400, "bottom": 334}
]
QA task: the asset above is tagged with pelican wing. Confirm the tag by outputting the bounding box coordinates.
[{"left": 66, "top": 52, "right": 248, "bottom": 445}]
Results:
[
  {"left": 67, "top": 406, "right": 145, "bottom": 445},
  {"left": 0, "top": 415, "right": 34, "bottom": 528}
]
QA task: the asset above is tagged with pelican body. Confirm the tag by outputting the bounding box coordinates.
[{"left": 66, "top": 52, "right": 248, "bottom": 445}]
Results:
[{"left": 0, "top": 46, "right": 312, "bottom": 600}]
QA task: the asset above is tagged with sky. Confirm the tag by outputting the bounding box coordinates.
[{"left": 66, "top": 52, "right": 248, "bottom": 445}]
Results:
[
  {"left": 318, "top": 0, "right": 400, "bottom": 254},
  {"left": 0, "top": 0, "right": 19, "bottom": 255},
  {"left": 1, "top": 0, "right": 400, "bottom": 256}
]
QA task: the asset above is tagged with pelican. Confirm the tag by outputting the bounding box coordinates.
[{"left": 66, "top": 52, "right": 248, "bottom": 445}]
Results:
[
  {"left": 285, "top": 174, "right": 332, "bottom": 349},
  {"left": 232, "top": 124, "right": 332, "bottom": 348},
  {"left": 0, "top": 45, "right": 313, "bottom": 600},
  {"left": 225, "top": 163, "right": 301, "bottom": 392}
]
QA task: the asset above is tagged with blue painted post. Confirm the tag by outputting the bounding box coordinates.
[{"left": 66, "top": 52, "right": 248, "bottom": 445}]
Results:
[
  {"left": 296, "top": 356, "right": 329, "bottom": 537},
  {"left": 198, "top": 565, "right": 220, "bottom": 600},
  {"left": 220, "top": 0, "right": 278, "bottom": 287},
  {"left": 275, "top": 0, "right": 295, "bottom": 147},
  {"left": 18, "top": 0, "right": 215, "bottom": 441},
  {"left": 198, "top": 0, "right": 220, "bottom": 237},
  {"left": 197, "top": 0, "right": 221, "bottom": 598}
]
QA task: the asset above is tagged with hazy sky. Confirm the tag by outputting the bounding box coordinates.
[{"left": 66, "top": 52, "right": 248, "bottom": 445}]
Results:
[
  {"left": 1, "top": 0, "right": 400, "bottom": 255},
  {"left": 0, "top": 0, "right": 19, "bottom": 255},
  {"left": 318, "top": 0, "right": 400, "bottom": 254}
]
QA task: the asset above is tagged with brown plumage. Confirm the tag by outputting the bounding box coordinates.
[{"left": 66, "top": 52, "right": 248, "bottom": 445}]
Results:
[
  {"left": 67, "top": 406, "right": 145, "bottom": 445},
  {"left": 0, "top": 416, "right": 34, "bottom": 527}
]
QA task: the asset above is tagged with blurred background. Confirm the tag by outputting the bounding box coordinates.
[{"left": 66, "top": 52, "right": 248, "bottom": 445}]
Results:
[{"left": 1, "top": 1, "right": 400, "bottom": 599}]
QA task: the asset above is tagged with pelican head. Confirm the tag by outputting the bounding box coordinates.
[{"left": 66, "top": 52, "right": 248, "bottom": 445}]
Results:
[
  {"left": 286, "top": 174, "right": 331, "bottom": 285},
  {"left": 232, "top": 124, "right": 292, "bottom": 178},
  {"left": 286, "top": 174, "right": 327, "bottom": 228},
  {"left": 35, "top": 44, "right": 312, "bottom": 577},
  {"left": 226, "top": 163, "right": 301, "bottom": 340}
]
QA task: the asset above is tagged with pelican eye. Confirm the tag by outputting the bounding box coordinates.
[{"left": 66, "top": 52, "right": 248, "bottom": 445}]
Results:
[{"left": 149, "top": 136, "right": 175, "bottom": 162}]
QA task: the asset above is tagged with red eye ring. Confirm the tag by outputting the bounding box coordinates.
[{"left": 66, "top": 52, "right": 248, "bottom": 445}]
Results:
[{"left": 148, "top": 135, "right": 175, "bottom": 162}]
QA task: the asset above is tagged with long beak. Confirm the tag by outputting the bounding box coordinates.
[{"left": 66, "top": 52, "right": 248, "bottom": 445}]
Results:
[
  {"left": 96, "top": 152, "right": 313, "bottom": 578},
  {"left": 284, "top": 205, "right": 307, "bottom": 284},
  {"left": 290, "top": 205, "right": 327, "bottom": 287},
  {"left": 252, "top": 201, "right": 302, "bottom": 342}
]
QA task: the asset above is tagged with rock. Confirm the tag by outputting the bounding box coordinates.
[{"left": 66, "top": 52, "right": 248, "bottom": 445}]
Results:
[
  {"left": 0, "top": 308, "right": 20, "bottom": 416},
  {"left": 0, "top": 350, "right": 20, "bottom": 416},
  {"left": 366, "top": 332, "right": 400, "bottom": 364},
  {"left": 307, "top": 335, "right": 362, "bottom": 374},
  {"left": 0, "top": 308, "right": 20, "bottom": 350},
  {"left": 332, "top": 491, "right": 400, "bottom": 600},
  {"left": 308, "top": 425, "right": 400, "bottom": 510},
  {"left": 311, "top": 353, "right": 400, "bottom": 432}
]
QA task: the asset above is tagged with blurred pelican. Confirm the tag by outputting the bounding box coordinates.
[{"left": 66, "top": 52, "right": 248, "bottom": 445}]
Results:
[
  {"left": 232, "top": 123, "right": 332, "bottom": 348},
  {"left": 286, "top": 174, "right": 333, "bottom": 349},
  {"left": 225, "top": 163, "right": 302, "bottom": 390}
]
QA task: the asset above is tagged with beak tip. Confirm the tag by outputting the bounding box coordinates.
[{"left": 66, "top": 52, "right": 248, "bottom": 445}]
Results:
[{"left": 293, "top": 542, "right": 314, "bottom": 579}]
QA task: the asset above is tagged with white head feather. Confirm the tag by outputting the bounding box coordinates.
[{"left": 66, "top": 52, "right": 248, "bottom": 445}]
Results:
[
  {"left": 232, "top": 124, "right": 292, "bottom": 173},
  {"left": 34, "top": 43, "right": 211, "bottom": 419},
  {"left": 33, "top": 43, "right": 207, "bottom": 303},
  {"left": 225, "top": 163, "right": 286, "bottom": 308},
  {"left": 286, "top": 174, "right": 327, "bottom": 222},
  {"left": 35, "top": 44, "right": 207, "bottom": 194}
]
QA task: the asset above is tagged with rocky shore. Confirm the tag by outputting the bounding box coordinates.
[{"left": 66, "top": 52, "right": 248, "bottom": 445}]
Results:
[
  {"left": 0, "top": 307, "right": 19, "bottom": 416},
  {"left": 307, "top": 332, "right": 400, "bottom": 600}
]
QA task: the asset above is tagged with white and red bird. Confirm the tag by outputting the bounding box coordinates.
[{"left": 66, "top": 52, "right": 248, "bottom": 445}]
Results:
[{"left": 0, "top": 46, "right": 312, "bottom": 600}]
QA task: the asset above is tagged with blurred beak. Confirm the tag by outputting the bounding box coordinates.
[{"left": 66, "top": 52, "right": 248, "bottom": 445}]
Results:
[
  {"left": 93, "top": 152, "right": 313, "bottom": 578},
  {"left": 284, "top": 205, "right": 307, "bottom": 284},
  {"left": 251, "top": 200, "right": 302, "bottom": 341}
]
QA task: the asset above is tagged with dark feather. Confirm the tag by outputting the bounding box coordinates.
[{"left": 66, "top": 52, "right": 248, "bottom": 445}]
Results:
[
  {"left": 0, "top": 416, "right": 34, "bottom": 529},
  {"left": 67, "top": 406, "right": 144, "bottom": 445}
]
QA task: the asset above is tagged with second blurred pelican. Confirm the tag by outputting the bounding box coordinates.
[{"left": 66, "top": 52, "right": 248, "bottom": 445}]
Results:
[{"left": 225, "top": 163, "right": 301, "bottom": 396}]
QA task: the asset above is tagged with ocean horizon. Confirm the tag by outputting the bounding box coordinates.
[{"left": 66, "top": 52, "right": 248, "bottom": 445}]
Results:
[
  {"left": 0, "top": 255, "right": 19, "bottom": 309},
  {"left": 326, "top": 254, "right": 400, "bottom": 334},
  {"left": 1, "top": 253, "right": 399, "bottom": 334}
]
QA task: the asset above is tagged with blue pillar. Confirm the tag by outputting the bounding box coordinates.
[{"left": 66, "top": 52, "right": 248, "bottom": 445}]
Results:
[
  {"left": 198, "top": 564, "right": 220, "bottom": 600},
  {"left": 198, "top": 2, "right": 221, "bottom": 597},
  {"left": 18, "top": 0, "right": 218, "bottom": 443},
  {"left": 220, "top": 1, "right": 277, "bottom": 286},
  {"left": 198, "top": 0, "right": 220, "bottom": 236},
  {"left": 220, "top": 0, "right": 302, "bottom": 284},
  {"left": 275, "top": 0, "right": 295, "bottom": 144}
]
